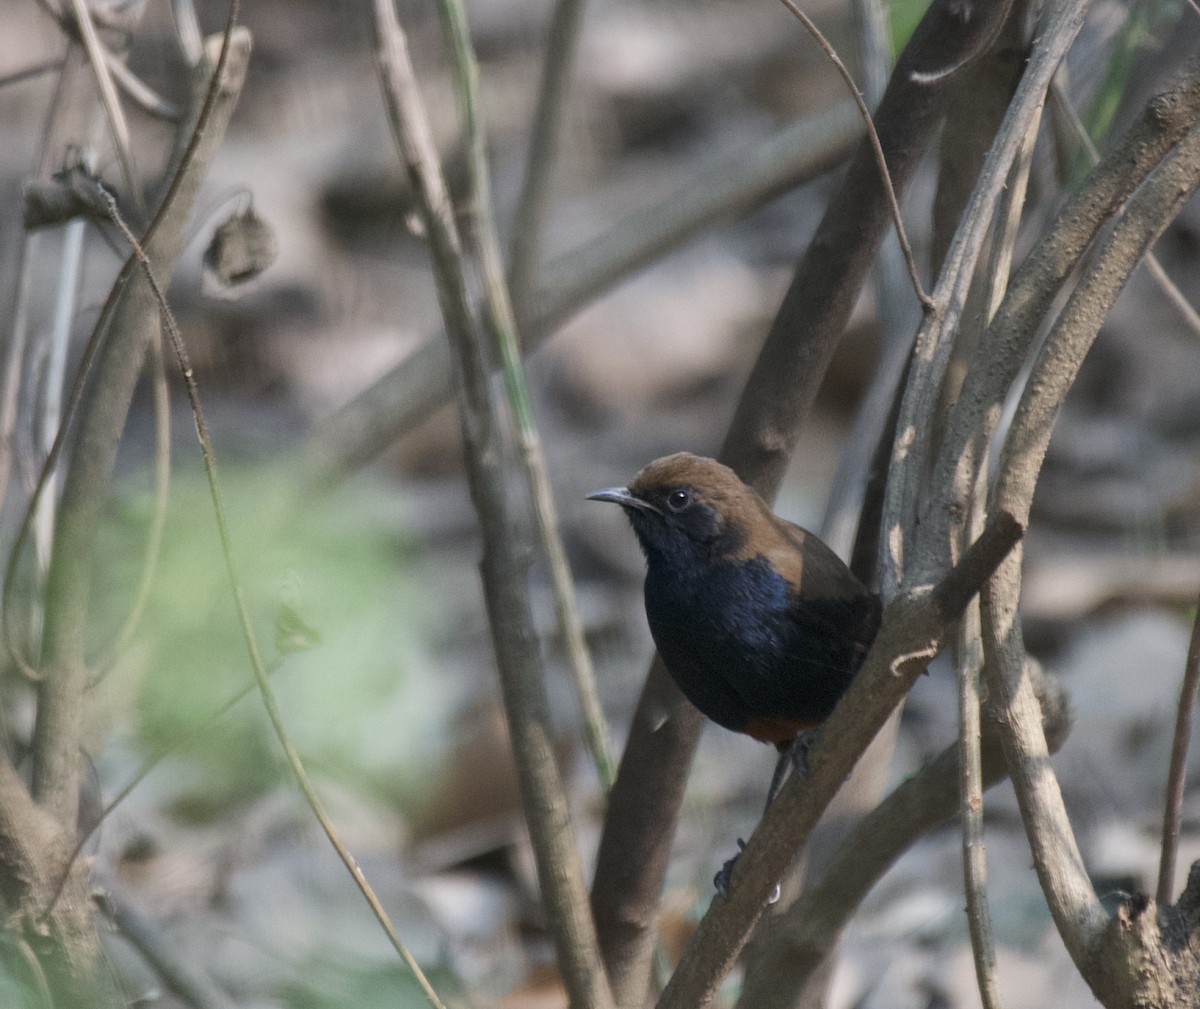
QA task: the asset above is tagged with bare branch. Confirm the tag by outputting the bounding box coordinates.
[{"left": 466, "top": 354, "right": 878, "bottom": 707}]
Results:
[
  {"left": 1157, "top": 589, "right": 1200, "bottom": 905},
  {"left": 368, "top": 3, "right": 613, "bottom": 1006},
  {"left": 506, "top": 0, "right": 587, "bottom": 317},
  {"left": 63, "top": 0, "right": 147, "bottom": 221},
  {"left": 30, "top": 21, "right": 249, "bottom": 831},
  {"left": 1050, "top": 77, "right": 1200, "bottom": 343},
  {"left": 926, "top": 47, "right": 1200, "bottom": 577},
  {"left": 883, "top": 0, "right": 1090, "bottom": 596},
  {"left": 719, "top": 0, "right": 1017, "bottom": 499},
  {"left": 983, "top": 114, "right": 1200, "bottom": 991},
  {"left": 656, "top": 514, "right": 1021, "bottom": 1009},
  {"left": 736, "top": 661, "right": 1070, "bottom": 1008},
  {"left": 437, "top": 0, "right": 614, "bottom": 789},
  {"left": 97, "top": 166, "right": 453, "bottom": 1009}
]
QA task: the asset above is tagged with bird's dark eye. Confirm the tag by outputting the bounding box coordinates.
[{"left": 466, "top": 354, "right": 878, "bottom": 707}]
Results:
[{"left": 667, "top": 488, "right": 691, "bottom": 512}]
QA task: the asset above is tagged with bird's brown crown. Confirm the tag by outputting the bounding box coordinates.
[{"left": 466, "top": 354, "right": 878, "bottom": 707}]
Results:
[
  {"left": 627, "top": 453, "right": 756, "bottom": 513},
  {"left": 626, "top": 453, "right": 793, "bottom": 561},
  {"left": 623, "top": 452, "right": 872, "bottom": 604}
]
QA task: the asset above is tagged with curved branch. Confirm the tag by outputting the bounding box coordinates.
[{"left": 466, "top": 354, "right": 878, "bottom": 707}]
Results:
[
  {"left": 736, "top": 660, "right": 1069, "bottom": 1008},
  {"left": 983, "top": 112, "right": 1200, "bottom": 996}
]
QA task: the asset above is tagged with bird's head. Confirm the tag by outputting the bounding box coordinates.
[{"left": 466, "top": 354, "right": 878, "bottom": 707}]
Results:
[{"left": 587, "top": 452, "right": 767, "bottom": 562}]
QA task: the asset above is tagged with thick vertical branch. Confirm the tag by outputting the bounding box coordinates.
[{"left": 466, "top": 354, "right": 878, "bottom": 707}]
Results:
[
  {"left": 590, "top": 1, "right": 1016, "bottom": 1003},
  {"left": 32, "top": 26, "right": 250, "bottom": 830}
]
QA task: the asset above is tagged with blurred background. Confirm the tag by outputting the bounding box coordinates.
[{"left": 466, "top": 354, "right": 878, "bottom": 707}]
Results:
[{"left": 2, "top": 0, "right": 1200, "bottom": 1006}]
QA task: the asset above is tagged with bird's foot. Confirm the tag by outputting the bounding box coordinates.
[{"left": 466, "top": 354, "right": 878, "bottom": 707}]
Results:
[
  {"left": 764, "top": 728, "right": 821, "bottom": 811},
  {"left": 789, "top": 727, "right": 819, "bottom": 778},
  {"left": 713, "top": 839, "right": 780, "bottom": 905}
]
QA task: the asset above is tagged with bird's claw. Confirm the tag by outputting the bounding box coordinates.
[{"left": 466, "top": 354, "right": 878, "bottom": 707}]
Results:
[{"left": 713, "top": 839, "right": 780, "bottom": 905}]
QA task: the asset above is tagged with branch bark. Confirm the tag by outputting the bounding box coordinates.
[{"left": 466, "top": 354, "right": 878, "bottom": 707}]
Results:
[
  {"left": 0, "top": 27, "right": 250, "bottom": 1004},
  {"left": 926, "top": 45, "right": 1200, "bottom": 570},
  {"left": 32, "top": 22, "right": 249, "bottom": 833}
]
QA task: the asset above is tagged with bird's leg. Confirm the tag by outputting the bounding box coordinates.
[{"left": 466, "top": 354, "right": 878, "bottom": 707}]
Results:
[
  {"left": 787, "top": 726, "right": 819, "bottom": 781},
  {"left": 715, "top": 729, "right": 821, "bottom": 902},
  {"left": 763, "top": 748, "right": 793, "bottom": 812},
  {"left": 764, "top": 727, "right": 819, "bottom": 810}
]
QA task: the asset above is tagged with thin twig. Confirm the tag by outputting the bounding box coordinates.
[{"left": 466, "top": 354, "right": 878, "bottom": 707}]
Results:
[
  {"left": 959, "top": 600, "right": 1003, "bottom": 1009},
  {"left": 171, "top": 0, "right": 205, "bottom": 67},
  {"left": 956, "top": 99, "right": 1039, "bottom": 1009},
  {"left": 64, "top": 0, "right": 147, "bottom": 223},
  {"left": 1050, "top": 76, "right": 1200, "bottom": 342},
  {"left": 777, "top": 0, "right": 933, "bottom": 310},
  {"left": 91, "top": 328, "right": 171, "bottom": 679},
  {"left": 1157, "top": 590, "right": 1200, "bottom": 905},
  {"left": 818, "top": 0, "right": 919, "bottom": 560},
  {"left": 95, "top": 185, "right": 452, "bottom": 1009},
  {"left": 105, "top": 55, "right": 180, "bottom": 121},
  {"left": 33, "top": 213, "right": 87, "bottom": 578},
  {"left": 0, "top": 42, "right": 75, "bottom": 518},
  {"left": 368, "top": 2, "right": 613, "bottom": 1006},
  {"left": 506, "top": 0, "right": 588, "bottom": 316},
  {"left": 436, "top": 0, "right": 615, "bottom": 789},
  {"left": 40, "top": 3, "right": 180, "bottom": 119},
  {"left": 0, "top": 59, "right": 65, "bottom": 88}
]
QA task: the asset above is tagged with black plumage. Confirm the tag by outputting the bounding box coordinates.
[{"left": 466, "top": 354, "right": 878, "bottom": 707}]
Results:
[{"left": 589, "top": 452, "right": 880, "bottom": 751}]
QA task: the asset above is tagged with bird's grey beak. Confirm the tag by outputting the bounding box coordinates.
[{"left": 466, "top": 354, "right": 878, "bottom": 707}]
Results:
[{"left": 586, "top": 486, "right": 662, "bottom": 515}]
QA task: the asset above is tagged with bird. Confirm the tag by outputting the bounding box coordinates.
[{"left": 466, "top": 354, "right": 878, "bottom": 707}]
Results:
[{"left": 588, "top": 452, "right": 881, "bottom": 813}]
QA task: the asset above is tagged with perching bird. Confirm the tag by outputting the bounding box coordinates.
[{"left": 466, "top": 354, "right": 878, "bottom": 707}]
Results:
[{"left": 588, "top": 452, "right": 881, "bottom": 799}]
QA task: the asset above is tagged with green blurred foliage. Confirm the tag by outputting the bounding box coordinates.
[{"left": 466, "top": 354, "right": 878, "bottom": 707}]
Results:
[
  {"left": 1080, "top": 0, "right": 1186, "bottom": 153},
  {"left": 888, "top": 0, "right": 929, "bottom": 58},
  {"left": 93, "top": 459, "right": 455, "bottom": 819},
  {"left": 284, "top": 961, "right": 459, "bottom": 1009}
]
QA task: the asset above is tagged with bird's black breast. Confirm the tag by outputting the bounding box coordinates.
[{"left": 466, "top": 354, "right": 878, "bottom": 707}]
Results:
[{"left": 643, "top": 552, "right": 878, "bottom": 735}]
